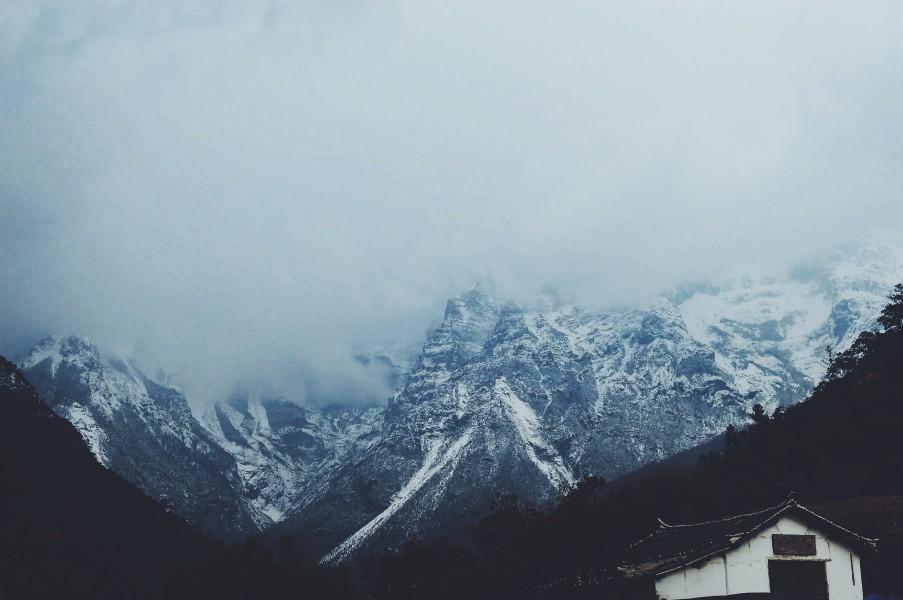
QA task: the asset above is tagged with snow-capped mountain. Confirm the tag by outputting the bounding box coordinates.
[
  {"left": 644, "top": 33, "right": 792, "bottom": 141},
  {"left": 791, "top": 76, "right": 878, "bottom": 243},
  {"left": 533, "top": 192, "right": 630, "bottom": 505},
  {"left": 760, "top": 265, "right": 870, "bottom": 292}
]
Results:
[
  {"left": 17, "top": 335, "right": 259, "bottom": 539},
  {"left": 14, "top": 241, "right": 903, "bottom": 558},
  {"left": 16, "top": 334, "right": 389, "bottom": 534},
  {"left": 274, "top": 242, "right": 903, "bottom": 562}
]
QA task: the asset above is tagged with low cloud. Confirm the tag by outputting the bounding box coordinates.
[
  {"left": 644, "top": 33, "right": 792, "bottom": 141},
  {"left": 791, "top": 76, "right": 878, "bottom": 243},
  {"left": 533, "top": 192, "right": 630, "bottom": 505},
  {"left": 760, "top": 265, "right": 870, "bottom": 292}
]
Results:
[{"left": 1, "top": 1, "right": 902, "bottom": 405}]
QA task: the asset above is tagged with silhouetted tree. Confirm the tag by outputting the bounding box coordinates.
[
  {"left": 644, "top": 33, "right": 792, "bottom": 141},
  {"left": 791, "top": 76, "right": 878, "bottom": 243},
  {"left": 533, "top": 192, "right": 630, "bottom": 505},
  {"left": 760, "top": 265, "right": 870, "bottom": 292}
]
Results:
[
  {"left": 749, "top": 403, "right": 770, "bottom": 427},
  {"left": 724, "top": 423, "right": 738, "bottom": 450},
  {"left": 878, "top": 283, "right": 903, "bottom": 331}
]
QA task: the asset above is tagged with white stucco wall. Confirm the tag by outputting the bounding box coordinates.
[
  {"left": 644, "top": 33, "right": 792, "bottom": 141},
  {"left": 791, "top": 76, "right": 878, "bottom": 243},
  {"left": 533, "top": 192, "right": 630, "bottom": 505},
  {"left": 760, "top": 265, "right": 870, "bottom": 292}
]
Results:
[{"left": 655, "top": 514, "right": 863, "bottom": 600}]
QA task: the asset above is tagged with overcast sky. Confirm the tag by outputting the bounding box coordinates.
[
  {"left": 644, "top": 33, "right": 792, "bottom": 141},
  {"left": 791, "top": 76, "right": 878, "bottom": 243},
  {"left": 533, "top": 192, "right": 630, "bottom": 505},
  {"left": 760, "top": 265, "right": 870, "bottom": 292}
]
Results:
[{"left": 2, "top": 1, "right": 902, "bottom": 405}]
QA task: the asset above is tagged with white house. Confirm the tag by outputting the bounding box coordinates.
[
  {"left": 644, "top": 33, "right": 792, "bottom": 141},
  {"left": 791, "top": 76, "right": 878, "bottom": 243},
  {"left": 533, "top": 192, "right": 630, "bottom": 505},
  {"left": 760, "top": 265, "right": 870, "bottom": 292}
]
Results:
[{"left": 619, "top": 498, "right": 877, "bottom": 600}]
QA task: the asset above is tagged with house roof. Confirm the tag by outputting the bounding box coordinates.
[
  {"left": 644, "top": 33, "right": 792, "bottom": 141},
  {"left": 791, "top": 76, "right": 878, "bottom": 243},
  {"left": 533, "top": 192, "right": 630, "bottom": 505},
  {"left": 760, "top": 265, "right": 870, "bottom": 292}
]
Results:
[{"left": 619, "top": 497, "right": 878, "bottom": 579}]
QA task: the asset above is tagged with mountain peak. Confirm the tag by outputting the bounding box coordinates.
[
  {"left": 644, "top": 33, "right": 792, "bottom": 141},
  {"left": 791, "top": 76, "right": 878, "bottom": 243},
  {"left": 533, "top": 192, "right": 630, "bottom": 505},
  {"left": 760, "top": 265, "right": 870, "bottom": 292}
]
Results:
[
  {"left": 445, "top": 285, "right": 495, "bottom": 316},
  {"left": 438, "top": 288, "right": 506, "bottom": 360},
  {"left": 18, "top": 335, "right": 101, "bottom": 377}
]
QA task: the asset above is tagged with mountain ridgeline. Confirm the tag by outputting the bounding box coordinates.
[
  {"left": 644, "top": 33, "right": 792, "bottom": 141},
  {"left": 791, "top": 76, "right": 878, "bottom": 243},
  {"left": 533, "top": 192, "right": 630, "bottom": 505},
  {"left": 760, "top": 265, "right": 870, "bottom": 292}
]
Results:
[{"left": 14, "top": 242, "right": 903, "bottom": 563}]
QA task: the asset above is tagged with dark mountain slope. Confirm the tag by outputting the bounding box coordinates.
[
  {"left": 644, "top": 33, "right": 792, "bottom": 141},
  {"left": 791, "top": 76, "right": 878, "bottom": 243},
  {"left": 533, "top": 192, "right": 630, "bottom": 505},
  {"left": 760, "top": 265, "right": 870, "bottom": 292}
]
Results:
[
  {"left": 0, "top": 355, "right": 215, "bottom": 599},
  {"left": 18, "top": 335, "right": 258, "bottom": 540}
]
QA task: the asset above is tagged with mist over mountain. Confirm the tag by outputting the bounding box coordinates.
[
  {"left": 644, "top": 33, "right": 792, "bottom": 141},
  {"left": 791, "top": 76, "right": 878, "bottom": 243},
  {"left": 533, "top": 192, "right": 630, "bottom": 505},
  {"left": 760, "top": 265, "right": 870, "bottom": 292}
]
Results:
[
  {"left": 13, "top": 241, "right": 903, "bottom": 560},
  {"left": 4, "top": 3, "right": 903, "bottom": 598},
  {"left": 3, "top": 2, "right": 903, "bottom": 407}
]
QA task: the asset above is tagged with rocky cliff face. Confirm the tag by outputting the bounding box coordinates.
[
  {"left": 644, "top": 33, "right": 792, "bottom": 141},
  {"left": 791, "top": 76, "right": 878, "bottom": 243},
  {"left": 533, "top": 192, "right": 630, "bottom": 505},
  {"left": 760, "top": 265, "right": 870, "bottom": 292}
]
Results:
[
  {"left": 17, "top": 242, "right": 903, "bottom": 558},
  {"left": 200, "top": 394, "right": 383, "bottom": 526},
  {"left": 275, "top": 288, "right": 749, "bottom": 561}
]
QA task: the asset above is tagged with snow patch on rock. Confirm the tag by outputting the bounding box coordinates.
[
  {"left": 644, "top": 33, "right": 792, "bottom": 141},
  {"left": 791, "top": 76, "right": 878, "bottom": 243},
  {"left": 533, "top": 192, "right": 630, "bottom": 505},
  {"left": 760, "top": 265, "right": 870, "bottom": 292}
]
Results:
[{"left": 321, "top": 427, "right": 474, "bottom": 565}]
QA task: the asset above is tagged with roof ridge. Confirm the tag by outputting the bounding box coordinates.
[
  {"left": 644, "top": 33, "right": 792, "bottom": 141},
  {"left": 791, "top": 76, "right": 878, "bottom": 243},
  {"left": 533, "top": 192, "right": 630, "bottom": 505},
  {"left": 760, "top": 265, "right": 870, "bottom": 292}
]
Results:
[
  {"left": 658, "top": 498, "right": 792, "bottom": 529},
  {"left": 625, "top": 522, "right": 669, "bottom": 550},
  {"left": 794, "top": 503, "right": 878, "bottom": 545}
]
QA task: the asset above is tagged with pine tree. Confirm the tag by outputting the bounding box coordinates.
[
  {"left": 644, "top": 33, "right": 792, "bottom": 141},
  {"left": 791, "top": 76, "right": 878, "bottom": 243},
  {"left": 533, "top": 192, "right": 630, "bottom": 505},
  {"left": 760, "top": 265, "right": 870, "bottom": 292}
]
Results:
[
  {"left": 878, "top": 283, "right": 903, "bottom": 332},
  {"left": 724, "top": 424, "right": 738, "bottom": 451},
  {"left": 749, "top": 403, "right": 770, "bottom": 427}
]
